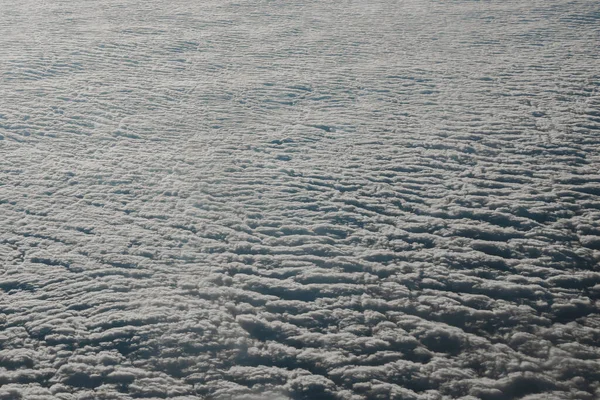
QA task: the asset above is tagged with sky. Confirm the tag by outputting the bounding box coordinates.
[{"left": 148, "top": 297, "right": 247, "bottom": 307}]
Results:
[{"left": 0, "top": 0, "right": 599, "bottom": 399}]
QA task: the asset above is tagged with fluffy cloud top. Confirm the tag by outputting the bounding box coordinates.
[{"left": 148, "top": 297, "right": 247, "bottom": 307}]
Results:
[{"left": 1, "top": 0, "right": 599, "bottom": 399}]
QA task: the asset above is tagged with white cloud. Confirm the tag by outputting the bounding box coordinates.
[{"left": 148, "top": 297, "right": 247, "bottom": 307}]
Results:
[{"left": 0, "top": 0, "right": 599, "bottom": 399}]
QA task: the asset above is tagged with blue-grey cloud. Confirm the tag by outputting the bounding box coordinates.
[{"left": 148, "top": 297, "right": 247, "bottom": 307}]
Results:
[{"left": 1, "top": 0, "right": 599, "bottom": 399}]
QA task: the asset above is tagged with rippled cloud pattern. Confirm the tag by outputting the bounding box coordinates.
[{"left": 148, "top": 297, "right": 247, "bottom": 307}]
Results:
[{"left": 1, "top": 1, "right": 599, "bottom": 399}]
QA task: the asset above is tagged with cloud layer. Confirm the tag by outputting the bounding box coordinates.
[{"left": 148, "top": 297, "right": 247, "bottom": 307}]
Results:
[{"left": 0, "top": 0, "right": 599, "bottom": 399}]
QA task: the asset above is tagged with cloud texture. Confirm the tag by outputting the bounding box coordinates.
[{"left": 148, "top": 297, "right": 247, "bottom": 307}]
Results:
[{"left": 0, "top": 0, "right": 599, "bottom": 399}]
